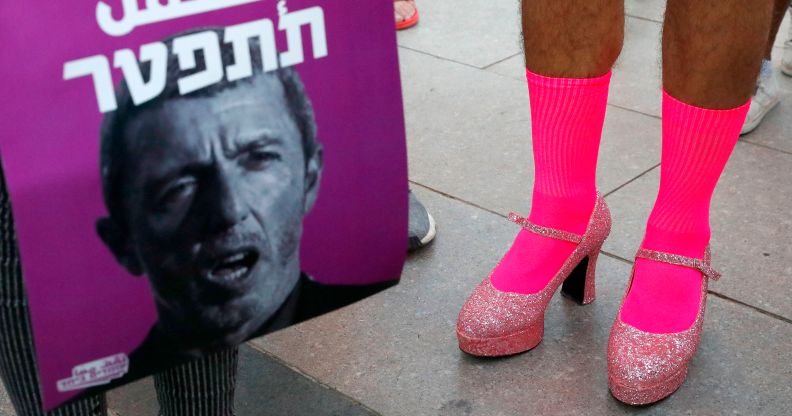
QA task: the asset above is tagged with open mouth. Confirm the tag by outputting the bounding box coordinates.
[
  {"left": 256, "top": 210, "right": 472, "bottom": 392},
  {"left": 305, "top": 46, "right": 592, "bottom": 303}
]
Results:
[{"left": 207, "top": 249, "right": 259, "bottom": 283}]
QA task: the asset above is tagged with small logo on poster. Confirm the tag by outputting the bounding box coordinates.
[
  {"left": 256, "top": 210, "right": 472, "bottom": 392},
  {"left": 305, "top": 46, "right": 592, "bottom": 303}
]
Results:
[{"left": 56, "top": 353, "right": 129, "bottom": 392}]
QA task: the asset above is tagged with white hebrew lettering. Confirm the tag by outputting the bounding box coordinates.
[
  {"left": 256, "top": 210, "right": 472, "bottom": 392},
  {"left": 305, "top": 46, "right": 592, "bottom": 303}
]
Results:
[
  {"left": 224, "top": 18, "right": 279, "bottom": 81},
  {"left": 172, "top": 31, "right": 224, "bottom": 95},
  {"left": 114, "top": 43, "right": 168, "bottom": 105},
  {"left": 63, "top": 56, "right": 117, "bottom": 112},
  {"left": 56, "top": 353, "right": 129, "bottom": 392},
  {"left": 278, "top": 6, "right": 328, "bottom": 68},
  {"left": 66, "top": 8, "right": 329, "bottom": 112},
  {"left": 277, "top": 0, "right": 288, "bottom": 17},
  {"left": 96, "top": 0, "right": 264, "bottom": 37}
]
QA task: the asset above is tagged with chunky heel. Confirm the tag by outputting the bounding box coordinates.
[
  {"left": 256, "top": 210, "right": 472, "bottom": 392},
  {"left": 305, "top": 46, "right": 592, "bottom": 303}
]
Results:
[
  {"left": 457, "top": 193, "right": 611, "bottom": 356},
  {"left": 561, "top": 247, "right": 600, "bottom": 305}
]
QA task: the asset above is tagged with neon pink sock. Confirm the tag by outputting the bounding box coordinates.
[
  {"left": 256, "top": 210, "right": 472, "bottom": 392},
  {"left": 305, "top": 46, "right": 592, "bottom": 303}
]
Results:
[
  {"left": 490, "top": 69, "right": 610, "bottom": 294},
  {"left": 621, "top": 91, "right": 749, "bottom": 333}
]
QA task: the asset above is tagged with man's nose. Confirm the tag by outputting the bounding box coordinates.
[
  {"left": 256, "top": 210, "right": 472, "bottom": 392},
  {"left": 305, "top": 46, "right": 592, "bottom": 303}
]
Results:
[{"left": 206, "top": 169, "right": 249, "bottom": 231}]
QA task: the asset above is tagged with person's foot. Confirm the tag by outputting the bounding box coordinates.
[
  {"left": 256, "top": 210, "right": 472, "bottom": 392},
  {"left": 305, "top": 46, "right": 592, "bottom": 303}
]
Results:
[
  {"left": 608, "top": 247, "right": 720, "bottom": 405},
  {"left": 619, "top": 251, "right": 707, "bottom": 333},
  {"left": 456, "top": 195, "right": 611, "bottom": 357},
  {"left": 408, "top": 190, "right": 436, "bottom": 251},
  {"left": 741, "top": 60, "right": 779, "bottom": 135},
  {"left": 395, "top": 0, "right": 419, "bottom": 30},
  {"left": 783, "top": 8, "right": 792, "bottom": 77}
]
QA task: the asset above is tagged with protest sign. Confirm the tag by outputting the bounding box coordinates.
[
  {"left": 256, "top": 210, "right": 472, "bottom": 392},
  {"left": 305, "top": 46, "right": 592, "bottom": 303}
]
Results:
[{"left": 0, "top": 0, "right": 406, "bottom": 409}]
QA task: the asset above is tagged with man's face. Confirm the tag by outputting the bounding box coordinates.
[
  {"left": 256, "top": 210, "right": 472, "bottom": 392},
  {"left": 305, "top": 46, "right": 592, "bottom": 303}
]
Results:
[{"left": 101, "top": 75, "right": 320, "bottom": 348}]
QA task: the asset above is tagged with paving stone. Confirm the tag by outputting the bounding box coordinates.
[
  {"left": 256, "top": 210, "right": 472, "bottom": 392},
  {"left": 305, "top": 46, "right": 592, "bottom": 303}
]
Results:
[
  {"left": 611, "top": 17, "right": 662, "bottom": 117},
  {"left": 235, "top": 346, "right": 376, "bottom": 416},
  {"left": 106, "top": 376, "right": 156, "bottom": 416},
  {"left": 776, "top": 10, "right": 790, "bottom": 49},
  {"left": 603, "top": 141, "right": 792, "bottom": 320},
  {"left": 105, "top": 345, "right": 374, "bottom": 416},
  {"left": 400, "top": 47, "right": 660, "bottom": 217},
  {"left": 251, "top": 187, "right": 792, "bottom": 416},
  {"left": 0, "top": 382, "right": 12, "bottom": 416},
  {"left": 483, "top": 53, "right": 523, "bottom": 82},
  {"left": 396, "top": 0, "right": 521, "bottom": 68}
]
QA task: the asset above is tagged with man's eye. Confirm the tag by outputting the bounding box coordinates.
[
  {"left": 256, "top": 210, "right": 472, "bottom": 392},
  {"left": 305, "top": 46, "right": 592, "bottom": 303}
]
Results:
[
  {"left": 157, "top": 178, "right": 197, "bottom": 210},
  {"left": 241, "top": 148, "right": 280, "bottom": 169}
]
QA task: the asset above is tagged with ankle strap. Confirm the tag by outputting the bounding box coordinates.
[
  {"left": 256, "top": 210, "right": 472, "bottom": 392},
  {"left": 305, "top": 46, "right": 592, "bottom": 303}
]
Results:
[
  {"left": 507, "top": 213, "right": 584, "bottom": 244},
  {"left": 635, "top": 248, "right": 721, "bottom": 281}
]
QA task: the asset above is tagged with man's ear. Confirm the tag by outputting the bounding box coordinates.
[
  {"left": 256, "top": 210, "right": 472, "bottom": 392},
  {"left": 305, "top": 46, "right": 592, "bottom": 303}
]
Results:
[
  {"left": 303, "top": 144, "right": 323, "bottom": 215},
  {"left": 96, "top": 217, "right": 144, "bottom": 276}
]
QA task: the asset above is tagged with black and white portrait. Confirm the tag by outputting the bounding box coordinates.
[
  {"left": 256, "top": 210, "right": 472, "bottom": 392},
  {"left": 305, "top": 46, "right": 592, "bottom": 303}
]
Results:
[{"left": 94, "top": 28, "right": 392, "bottom": 383}]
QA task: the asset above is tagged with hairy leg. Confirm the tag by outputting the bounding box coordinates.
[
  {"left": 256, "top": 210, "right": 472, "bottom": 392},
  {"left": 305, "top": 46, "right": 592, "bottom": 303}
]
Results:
[
  {"left": 522, "top": 0, "right": 624, "bottom": 77},
  {"left": 663, "top": 0, "right": 775, "bottom": 108},
  {"left": 621, "top": 0, "right": 774, "bottom": 333},
  {"left": 489, "top": 1, "right": 622, "bottom": 294}
]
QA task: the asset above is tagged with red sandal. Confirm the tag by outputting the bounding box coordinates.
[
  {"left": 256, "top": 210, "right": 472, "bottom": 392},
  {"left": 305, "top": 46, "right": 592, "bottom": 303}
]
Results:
[{"left": 395, "top": 0, "right": 419, "bottom": 30}]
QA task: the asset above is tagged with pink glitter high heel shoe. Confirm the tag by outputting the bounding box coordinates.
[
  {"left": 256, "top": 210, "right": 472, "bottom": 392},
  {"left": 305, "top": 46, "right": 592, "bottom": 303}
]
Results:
[
  {"left": 607, "top": 247, "right": 721, "bottom": 405},
  {"left": 456, "top": 193, "right": 611, "bottom": 357}
]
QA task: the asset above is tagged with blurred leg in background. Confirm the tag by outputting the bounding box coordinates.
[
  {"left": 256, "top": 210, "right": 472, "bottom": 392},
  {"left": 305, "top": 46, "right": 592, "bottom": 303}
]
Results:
[
  {"left": 784, "top": 5, "right": 792, "bottom": 75},
  {"left": 741, "top": 0, "right": 792, "bottom": 135}
]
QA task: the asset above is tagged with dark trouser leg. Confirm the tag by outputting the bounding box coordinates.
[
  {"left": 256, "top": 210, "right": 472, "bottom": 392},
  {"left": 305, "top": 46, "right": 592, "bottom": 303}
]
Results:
[{"left": 153, "top": 348, "right": 238, "bottom": 416}]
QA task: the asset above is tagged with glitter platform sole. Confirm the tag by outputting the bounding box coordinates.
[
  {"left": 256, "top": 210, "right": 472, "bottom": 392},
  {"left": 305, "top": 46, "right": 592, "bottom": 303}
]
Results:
[
  {"left": 607, "top": 246, "right": 721, "bottom": 406},
  {"left": 456, "top": 251, "right": 599, "bottom": 356},
  {"left": 456, "top": 318, "right": 544, "bottom": 356},
  {"left": 608, "top": 364, "right": 688, "bottom": 405}
]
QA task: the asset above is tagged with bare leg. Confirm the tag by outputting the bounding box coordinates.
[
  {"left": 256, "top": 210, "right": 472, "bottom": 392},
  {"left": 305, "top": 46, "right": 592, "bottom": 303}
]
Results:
[
  {"left": 663, "top": 0, "right": 775, "bottom": 108},
  {"left": 457, "top": 0, "right": 623, "bottom": 355},
  {"left": 522, "top": 0, "right": 624, "bottom": 77},
  {"left": 609, "top": 1, "right": 776, "bottom": 405},
  {"left": 484, "top": 1, "right": 621, "bottom": 295},
  {"left": 620, "top": 0, "right": 775, "bottom": 332}
]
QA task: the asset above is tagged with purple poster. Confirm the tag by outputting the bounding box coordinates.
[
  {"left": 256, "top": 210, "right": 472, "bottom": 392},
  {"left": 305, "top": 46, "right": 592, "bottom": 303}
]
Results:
[{"left": 0, "top": 0, "right": 406, "bottom": 410}]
